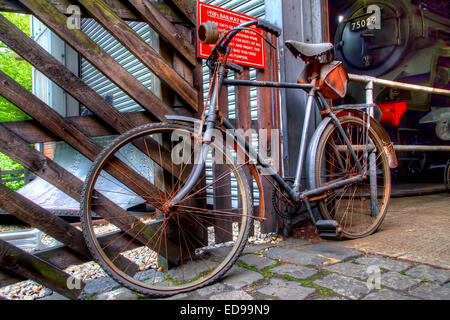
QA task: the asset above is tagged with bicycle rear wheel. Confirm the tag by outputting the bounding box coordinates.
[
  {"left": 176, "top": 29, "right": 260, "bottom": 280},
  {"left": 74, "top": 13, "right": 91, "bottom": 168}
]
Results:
[
  {"left": 81, "top": 123, "right": 253, "bottom": 297},
  {"left": 310, "top": 116, "right": 391, "bottom": 239}
]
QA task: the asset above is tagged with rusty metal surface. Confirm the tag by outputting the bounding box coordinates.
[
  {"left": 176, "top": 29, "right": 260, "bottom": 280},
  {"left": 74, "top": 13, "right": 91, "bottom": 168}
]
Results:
[{"left": 335, "top": 194, "right": 450, "bottom": 269}]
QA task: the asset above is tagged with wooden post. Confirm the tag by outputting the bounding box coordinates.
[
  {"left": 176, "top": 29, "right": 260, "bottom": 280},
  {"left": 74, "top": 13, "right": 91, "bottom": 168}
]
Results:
[
  {"left": 256, "top": 33, "right": 280, "bottom": 234},
  {"left": 213, "top": 71, "right": 233, "bottom": 243},
  {"left": 235, "top": 68, "right": 255, "bottom": 236}
]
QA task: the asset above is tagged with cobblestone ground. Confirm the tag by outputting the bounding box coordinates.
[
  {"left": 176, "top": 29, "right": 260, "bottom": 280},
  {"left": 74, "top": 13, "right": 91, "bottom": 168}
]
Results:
[{"left": 40, "top": 239, "right": 450, "bottom": 301}]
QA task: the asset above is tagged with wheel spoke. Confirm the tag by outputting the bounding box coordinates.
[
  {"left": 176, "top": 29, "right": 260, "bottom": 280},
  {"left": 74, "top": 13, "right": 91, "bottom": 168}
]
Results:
[{"left": 82, "top": 124, "right": 253, "bottom": 296}]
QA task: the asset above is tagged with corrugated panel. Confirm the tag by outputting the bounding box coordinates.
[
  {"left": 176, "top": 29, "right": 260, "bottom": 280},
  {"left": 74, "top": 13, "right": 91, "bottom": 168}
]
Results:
[
  {"left": 80, "top": 19, "right": 158, "bottom": 113},
  {"left": 201, "top": 0, "right": 265, "bottom": 206}
]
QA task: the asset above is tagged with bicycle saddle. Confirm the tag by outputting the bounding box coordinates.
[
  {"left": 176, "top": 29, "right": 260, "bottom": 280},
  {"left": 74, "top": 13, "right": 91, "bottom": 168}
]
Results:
[{"left": 285, "top": 40, "right": 333, "bottom": 58}]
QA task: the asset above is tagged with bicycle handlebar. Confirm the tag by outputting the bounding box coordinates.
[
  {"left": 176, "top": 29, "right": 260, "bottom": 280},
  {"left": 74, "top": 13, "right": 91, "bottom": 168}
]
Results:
[
  {"left": 201, "top": 19, "right": 281, "bottom": 71},
  {"left": 220, "top": 19, "right": 281, "bottom": 50},
  {"left": 256, "top": 19, "right": 281, "bottom": 37}
]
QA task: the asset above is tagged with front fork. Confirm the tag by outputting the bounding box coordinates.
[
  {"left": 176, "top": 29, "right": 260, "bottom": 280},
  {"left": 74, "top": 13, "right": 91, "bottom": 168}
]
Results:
[{"left": 169, "top": 64, "right": 228, "bottom": 206}]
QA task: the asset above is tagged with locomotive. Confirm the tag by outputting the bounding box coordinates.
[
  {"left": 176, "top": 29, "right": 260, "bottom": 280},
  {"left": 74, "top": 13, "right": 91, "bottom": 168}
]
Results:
[{"left": 330, "top": 0, "right": 449, "bottom": 177}]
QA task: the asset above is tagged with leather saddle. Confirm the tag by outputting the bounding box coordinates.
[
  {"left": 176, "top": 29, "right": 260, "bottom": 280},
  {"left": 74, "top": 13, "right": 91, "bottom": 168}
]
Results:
[{"left": 285, "top": 40, "right": 334, "bottom": 59}]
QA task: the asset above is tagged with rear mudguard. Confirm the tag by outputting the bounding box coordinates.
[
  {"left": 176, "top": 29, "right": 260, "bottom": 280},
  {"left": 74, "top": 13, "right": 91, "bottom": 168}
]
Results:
[
  {"left": 165, "top": 115, "right": 266, "bottom": 221},
  {"left": 306, "top": 110, "right": 398, "bottom": 191}
]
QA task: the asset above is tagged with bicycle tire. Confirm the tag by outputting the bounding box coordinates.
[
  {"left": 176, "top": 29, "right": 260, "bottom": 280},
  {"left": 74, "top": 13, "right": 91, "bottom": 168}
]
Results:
[
  {"left": 81, "top": 122, "right": 253, "bottom": 297},
  {"left": 310, "top": 116, "right": 391, "bottom": 239}
]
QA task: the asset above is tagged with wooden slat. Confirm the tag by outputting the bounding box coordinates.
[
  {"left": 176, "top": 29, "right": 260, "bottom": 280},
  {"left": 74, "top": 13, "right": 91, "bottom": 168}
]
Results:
[
  {"left": 0, "top": 123, "right": 183, "bottom": 265},
  {"left": 127, "top": 0, "right": 196, "bottom": 67},
  {"left": 235, "top": 68, "right": 256, "bottom": 236},
  {"left": 0, "top": 239, "right": 85, "bottom": 299},
  {"left": 236, "top": 69, "right": 252, "bottom": 132},
  {"left": 0, "top": 182, "right": 140, "bottom": 275},
  {"left": 0, "top": 70, "right": 99, "bottom": 159},
  {"left": 0, "top": 74, "right": 182, "bottom": 263},
  {"left": 0, "top": 0, "right": 186, "bottom": 22},
  {"left": 0, "top": 226, "right": 145, "bottom": 288},
  {"left": 0, "top": 69, "right": 165, "bottom": 200},
  {"left": 0, "top": 183, "right": 87, "bottom": 254},
  {"left": 256, "top": 35, "right": 278, "bottom": 234},
  {"left": 2, "top": 112, "right": 153, "bottom": 144},
  {"left": 0, "top": 15, "right": 184, "bottom": 180},
  {"left": 77, "top": 0, "right": 198, "bottom": 111},
  {"left": 17, "top": 0, "right": 176, "bottom": 121},
  {"left": 0, "top": 0, "right": 138, "bottom": 19},
  {"left": 0, "top": 14, "right": 145, "bottom": 129},
  {"left": 0, "top": 169, "right": 23, "bottom": 175},
  {"left": 0, "top": 267, "right": 21, "bottom": 288},
  {"left": 168, "top": 0, "right": 197, "bottom": 25},
  {"left": 213, "top": 72, "right": 233, "bottom": 243}
]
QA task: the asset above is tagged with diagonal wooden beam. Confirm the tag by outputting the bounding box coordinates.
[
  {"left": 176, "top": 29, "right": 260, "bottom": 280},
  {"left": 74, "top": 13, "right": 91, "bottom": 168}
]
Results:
[
  {"left": 0, "top": 13, "right": 141, "bottom": 126},
  {"left": 0, "top": 0, "right": 139, "bottom": 19},
  {"left": 0, "top": 69, "right": 161, "bottom": 199},
  {"left": 0, "top": 224, "right": 149, "bottom": 288},
  {"left": 0, "top": 239, "right": 84, "bottom": 300},
  {"left": 76, "top": 0, "right": 198, "bottom": 111},
  {"left": 0, "top": 122, "right": 183, "bottom": 265},
  {"left": 167, "top": 0, "right": 197, "bottom": 25},
  {"left": 127, "top": 0, "right": 197, "bottom": 66},
  {"left": 0, "top": 183, "right": 89, "bottom": 256},
  {"left": 0, "top": 0, "right": 185, "bottom": 22},
  {"left": 17, "top": 0, "right": 176, "bottom": 120},
  {"left": 0, "top": 73, "right": 183, "bottom": 263},
  {"left": 2, "top": 112, "right": 153, "bottom": 144},
  {"left": 0, "top": 183, "right": 139, "bottom": 275},
  {"left": 0, "top": 15, "right": 184, "bottom": 179}
]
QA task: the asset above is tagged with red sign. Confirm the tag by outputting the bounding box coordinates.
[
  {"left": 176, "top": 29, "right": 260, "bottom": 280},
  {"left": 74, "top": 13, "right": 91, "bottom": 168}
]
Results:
[{"left": 197, "top": 2, "right": 265, "bottom": 69}]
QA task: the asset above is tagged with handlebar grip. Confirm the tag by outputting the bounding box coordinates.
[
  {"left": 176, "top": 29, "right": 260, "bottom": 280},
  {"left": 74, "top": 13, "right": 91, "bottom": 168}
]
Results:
[
  {"left": 226, "top": 62, "right": 244, "bottom": 74},
  {"left": 256, "top": 19, "right": 281, "bottom": 37}
]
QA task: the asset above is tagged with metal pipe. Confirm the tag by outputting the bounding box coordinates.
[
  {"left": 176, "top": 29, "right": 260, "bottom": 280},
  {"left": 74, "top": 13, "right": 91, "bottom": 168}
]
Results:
[
  {"left": 349, "top": 74, "right": 450, "bottom": 97},
  {"left": 223, "top": 79, "right": 314, "bottom": 90},
  {"left": 303, "top": 175, "right": 364, "bottom": 198},
  {"left": 293, "top": 90, "right": 316, "bottom": 194}
]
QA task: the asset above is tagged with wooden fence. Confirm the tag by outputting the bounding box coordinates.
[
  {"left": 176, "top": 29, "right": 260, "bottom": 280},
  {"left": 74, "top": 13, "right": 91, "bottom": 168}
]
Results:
[
  {"left": 0, "top": 168, "right": 34, "bottom": 185},
  {"left": 0, "top": 0, "right": 280, "bottom": 299}
]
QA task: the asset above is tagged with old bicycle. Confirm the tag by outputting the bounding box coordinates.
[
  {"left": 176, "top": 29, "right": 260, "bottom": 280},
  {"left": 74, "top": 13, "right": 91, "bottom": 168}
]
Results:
[{"left": 81, "top": 19, "right": 397, "bottom": 296}]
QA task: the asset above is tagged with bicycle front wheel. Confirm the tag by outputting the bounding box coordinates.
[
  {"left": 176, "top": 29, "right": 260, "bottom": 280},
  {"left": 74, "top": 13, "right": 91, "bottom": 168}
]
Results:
[
  {"left": 81, "top": 123, "right": 253, "bottom": 297},
  {"left": 311, "top": 116, "right": 391, "bottom": 239}
]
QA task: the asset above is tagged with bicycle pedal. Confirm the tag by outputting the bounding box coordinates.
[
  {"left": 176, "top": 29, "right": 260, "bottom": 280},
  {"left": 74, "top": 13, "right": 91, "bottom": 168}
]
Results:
[{"left": 315, "top": 220, "right": 343, "bottom": 240}]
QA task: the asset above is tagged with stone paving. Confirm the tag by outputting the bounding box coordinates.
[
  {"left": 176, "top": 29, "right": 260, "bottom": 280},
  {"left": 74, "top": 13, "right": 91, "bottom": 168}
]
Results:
[{"left": 39, "top": 239, "right": 450, "bottom": 301}]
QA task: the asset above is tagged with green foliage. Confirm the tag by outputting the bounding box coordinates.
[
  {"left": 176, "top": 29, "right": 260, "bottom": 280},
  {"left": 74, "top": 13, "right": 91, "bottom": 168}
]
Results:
[
  {"left": 0, "top": 152, "right": 24, "bottom": 190},
  {"left": 0, "top": 13, "right": 32, "bottom": 190},
  {"left": 0, "top": 12, "right": 32, "bottom": 122}
]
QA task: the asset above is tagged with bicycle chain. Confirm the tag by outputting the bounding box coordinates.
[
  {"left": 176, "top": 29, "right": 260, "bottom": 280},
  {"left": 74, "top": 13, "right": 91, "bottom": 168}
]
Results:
[{"left": 271, "top": 178, "right": 304, "bottom": 219}]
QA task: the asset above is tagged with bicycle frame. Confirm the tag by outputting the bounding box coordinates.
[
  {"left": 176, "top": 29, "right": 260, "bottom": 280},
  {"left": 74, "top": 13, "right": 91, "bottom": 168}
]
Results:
[{"left": 170, "top": 21, "right": 372, "bottom": 219}]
